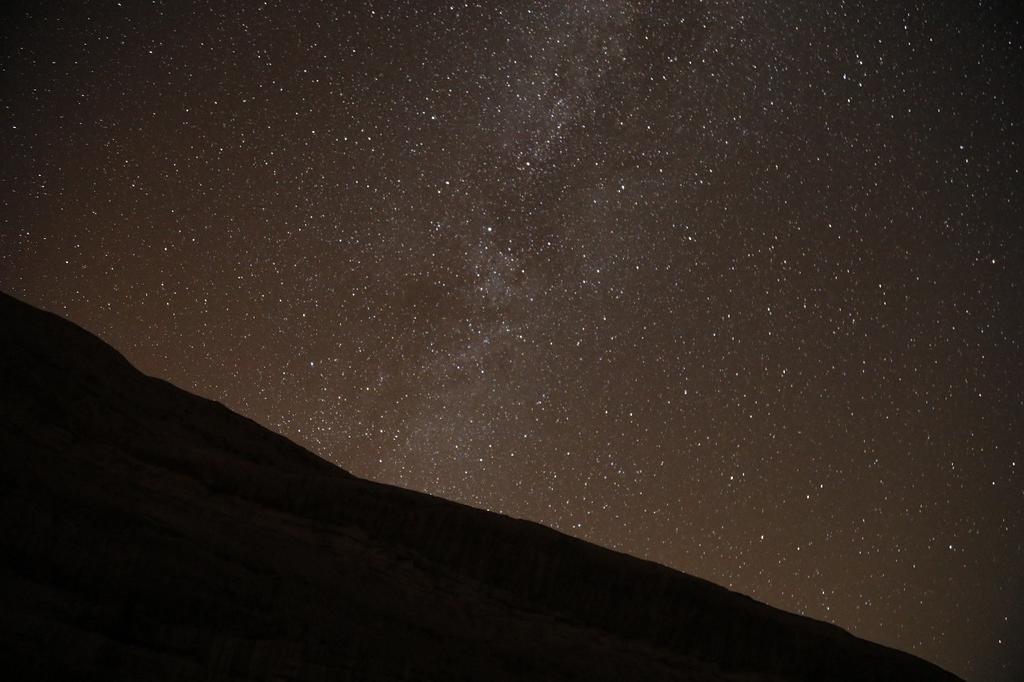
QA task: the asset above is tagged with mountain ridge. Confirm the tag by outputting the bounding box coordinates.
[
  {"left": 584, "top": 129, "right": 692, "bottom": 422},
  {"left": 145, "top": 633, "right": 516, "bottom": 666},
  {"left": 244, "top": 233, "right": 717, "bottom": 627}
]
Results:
[{"left": 0, "top": 291, "right": 963, "bottom": 681}]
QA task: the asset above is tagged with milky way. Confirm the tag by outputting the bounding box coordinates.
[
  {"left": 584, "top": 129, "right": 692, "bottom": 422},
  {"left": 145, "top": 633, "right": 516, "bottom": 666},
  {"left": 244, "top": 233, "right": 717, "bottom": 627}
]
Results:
[{"left": 2, "top": 1, "right": 1022, "bottom": 678}]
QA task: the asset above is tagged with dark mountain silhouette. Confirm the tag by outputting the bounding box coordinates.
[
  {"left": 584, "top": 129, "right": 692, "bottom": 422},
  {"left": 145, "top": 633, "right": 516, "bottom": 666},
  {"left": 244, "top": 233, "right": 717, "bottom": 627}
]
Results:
[{"left": 0, "top": 291, "right": 961, "bottom": 681}]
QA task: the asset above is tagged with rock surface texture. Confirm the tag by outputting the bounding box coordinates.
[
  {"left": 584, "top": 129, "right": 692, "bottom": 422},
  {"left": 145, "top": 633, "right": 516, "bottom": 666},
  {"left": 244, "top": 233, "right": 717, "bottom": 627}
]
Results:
[{"left": 0, "top": 291, "right": 962, "bottom": 681}]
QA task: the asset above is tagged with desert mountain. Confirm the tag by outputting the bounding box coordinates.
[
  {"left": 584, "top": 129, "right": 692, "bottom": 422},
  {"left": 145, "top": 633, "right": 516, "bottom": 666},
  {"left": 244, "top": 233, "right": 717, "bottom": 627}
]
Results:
[{"left": 0, "top": 291, "right": 961, "bottom": 681}]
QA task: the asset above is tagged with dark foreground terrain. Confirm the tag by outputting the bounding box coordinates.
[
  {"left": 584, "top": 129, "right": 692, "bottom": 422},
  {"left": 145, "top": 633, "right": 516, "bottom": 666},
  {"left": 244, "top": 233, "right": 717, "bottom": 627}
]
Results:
[{"left": 0, "top": 291, "right": 961, "bottom": 681}]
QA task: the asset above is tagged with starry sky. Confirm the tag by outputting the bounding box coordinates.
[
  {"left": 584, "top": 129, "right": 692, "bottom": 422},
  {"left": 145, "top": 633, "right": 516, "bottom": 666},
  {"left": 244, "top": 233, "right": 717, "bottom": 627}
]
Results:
[{"left": 2, "top": 1, "right": 1022, "bottom": 678}]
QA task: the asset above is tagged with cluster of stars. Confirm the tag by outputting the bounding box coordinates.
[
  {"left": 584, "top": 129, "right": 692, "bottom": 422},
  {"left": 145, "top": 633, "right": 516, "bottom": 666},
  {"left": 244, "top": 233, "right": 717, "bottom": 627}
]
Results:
[{"left": 2, "top": 1, "right": 1021, "bottom": 680}]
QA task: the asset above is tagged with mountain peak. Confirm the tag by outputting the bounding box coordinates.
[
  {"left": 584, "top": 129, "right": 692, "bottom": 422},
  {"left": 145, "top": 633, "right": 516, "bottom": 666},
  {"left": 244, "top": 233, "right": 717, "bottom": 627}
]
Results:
[{"left": 0, "top": 291, "right": 961, "bottom": 681}]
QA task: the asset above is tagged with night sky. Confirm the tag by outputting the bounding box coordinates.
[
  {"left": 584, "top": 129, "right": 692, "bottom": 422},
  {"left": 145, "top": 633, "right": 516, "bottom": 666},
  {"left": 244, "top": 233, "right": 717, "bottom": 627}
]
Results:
[{"left": 2, "top": 1, "right": 1022, "bottom": 679}]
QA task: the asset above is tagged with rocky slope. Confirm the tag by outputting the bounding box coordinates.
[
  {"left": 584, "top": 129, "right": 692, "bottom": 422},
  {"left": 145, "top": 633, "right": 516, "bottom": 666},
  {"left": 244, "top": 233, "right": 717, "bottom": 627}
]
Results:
[{"left": 0, "top": 291, "right": 961, "bottom": 681}]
